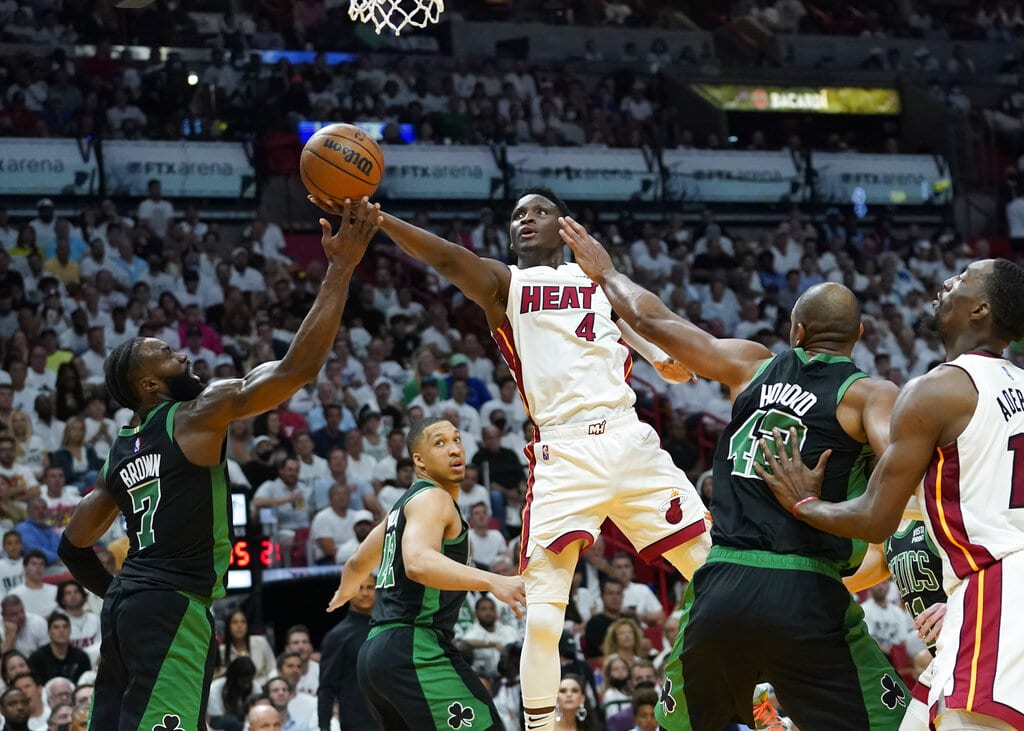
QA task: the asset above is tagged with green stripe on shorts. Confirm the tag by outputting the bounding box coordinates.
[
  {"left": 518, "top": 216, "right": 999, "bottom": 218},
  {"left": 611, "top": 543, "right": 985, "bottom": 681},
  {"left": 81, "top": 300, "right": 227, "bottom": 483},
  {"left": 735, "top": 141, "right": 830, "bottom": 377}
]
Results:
[
  {"left": 843, "top": 599, "right": 910, "bottom": 730},
  {"left": 656, "top": 579, "right": 694, "bottom": 728},
  {"left": 411, "top": 627, "right": 492, "bottom": 730},
  {"left": 139, "top": 592, "right": 212, "bottom": 731}
]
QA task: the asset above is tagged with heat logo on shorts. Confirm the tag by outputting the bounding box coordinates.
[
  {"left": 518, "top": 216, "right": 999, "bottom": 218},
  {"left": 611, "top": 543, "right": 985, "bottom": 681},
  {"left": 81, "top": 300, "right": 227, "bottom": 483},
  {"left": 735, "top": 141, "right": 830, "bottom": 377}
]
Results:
[{"left": 658, "top": 491, "right": 684, "bottom": 525}]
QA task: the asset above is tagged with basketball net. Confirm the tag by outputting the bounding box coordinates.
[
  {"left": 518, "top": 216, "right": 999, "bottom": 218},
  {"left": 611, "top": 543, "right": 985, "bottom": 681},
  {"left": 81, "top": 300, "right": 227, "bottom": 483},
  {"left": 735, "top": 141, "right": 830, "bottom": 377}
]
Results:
[{"left": 348, "top": 0, "right": 445, "bottom": 35}]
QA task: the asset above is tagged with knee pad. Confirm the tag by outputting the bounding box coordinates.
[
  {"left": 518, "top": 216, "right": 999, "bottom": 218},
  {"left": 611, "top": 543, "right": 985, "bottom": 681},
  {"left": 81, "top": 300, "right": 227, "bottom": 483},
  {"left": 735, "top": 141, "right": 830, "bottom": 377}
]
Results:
[{"left": 521, "top": 602, "right": 566, "bottom": 712}]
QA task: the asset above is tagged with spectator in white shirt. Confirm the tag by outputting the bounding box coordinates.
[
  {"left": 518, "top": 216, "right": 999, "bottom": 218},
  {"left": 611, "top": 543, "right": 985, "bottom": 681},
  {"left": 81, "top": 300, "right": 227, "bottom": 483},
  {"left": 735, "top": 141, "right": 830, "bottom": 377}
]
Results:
[
  {"left": 79, "top": 327, "right": 108, "bottom": 384},
  {"left": 343, "top": 429, "right": 378, "bottom": 486},
  {"left": 438, "top": 378, "right": 482, "bottom": 442},
  {"left": 39, "top": 466, "right": 79, "bottom": 528},
  {"left": 467, "top": 502, "right": 507, "bottom": 569},
  {"left": 8, "top": 362, "right": 39, "bottom": 416},
  {"left": 82, "top": 396, "right": 115, "bottom": 459},
  {"left": 375, "top": 458, "right": 414, "bottom": 514},
  {"left": 370, "top": 429, "right": 407, "bottom": 485},
  {"left": 459, "top": 333, "right": 495, "bottom": 387},
  {"left": 408, "top": 377, "right": 444, "bottom": 419},
  {"left": 28, "top": 200, "right": 57, "bottom": 251},
  {"left": 251, "top": 458, "right": 311, "bottom": 567},
  {"left": 200, "top": 48, "right": 240, "bottom": 94},
  {"left": 310, "top": 485, "right": 361, "bottom": 565},
  {"left": 334, "top": 510, "right": 376, "bottom": 565},
  {"left": 608, "top": 552, "right": 664, "bottom": 628},
  {"left": 459, "top": 595, "right": 520, "bottom": 678},
  {"left": 55, "top": 579, "right": 100, "bottom": 665},
  {"left": 419, "top": 303, "right": 461, "bottom": 356},
  {"left": 0, "top": 434, "right": 39, "bottom": 500},
  {"left": 24, "top": 347, "right": 55, "bottom": 394},
  {"left": 136, "top": 180, "right": 175, "bottom": 238},
  {"left": 246, "top": 208, "right": 289, "bottom": 265},
  {"left": 455, "top": 464, "right": 491, "bottom": 521},
  {"left": 620, "top": 83, "right": 654, "bottom": 122},
  {"left": 228, "top": 247, "right": 267, "bottom": 294},
  {"left": 0, "top": 531, "right": 24, "bottom": 598},
  {"left": 282, "top": 626, "right": 319, "bottom": 696},
  {"left": 1, "top": 594, "right": 48, "bottom": 655},
  {"left": 859, "top": 580, "right": 921, "bottom": 666},
  {"left": 10, "top": 551, "right": 57, "bottom": 618},
  {"left": 293, "top": 431, "right": 330, "bottom": 495},
  {"left": 180, "top": 325, "right": 216, "bottom": 373},
  {"left": 105, "top": 88, "right": 146, "bottom": 136}
]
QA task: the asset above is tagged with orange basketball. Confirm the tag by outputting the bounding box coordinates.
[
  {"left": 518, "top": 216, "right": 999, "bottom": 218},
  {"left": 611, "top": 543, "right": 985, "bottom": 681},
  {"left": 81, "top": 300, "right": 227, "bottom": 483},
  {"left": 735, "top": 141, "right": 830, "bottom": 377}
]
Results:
[{"left": 300, "top": 123, "right": 384, "bottom": 204}]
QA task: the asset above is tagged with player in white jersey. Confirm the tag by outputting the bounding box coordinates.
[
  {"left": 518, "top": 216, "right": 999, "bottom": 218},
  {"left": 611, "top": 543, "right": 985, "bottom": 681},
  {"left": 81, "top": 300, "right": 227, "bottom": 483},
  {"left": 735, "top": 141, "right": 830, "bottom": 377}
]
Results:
[
  {"left": 757, "top": 258, "right": 1024, "bottom": 731},
  {"left": 310, "top": 188, "right": 711, "bottom": 731}
]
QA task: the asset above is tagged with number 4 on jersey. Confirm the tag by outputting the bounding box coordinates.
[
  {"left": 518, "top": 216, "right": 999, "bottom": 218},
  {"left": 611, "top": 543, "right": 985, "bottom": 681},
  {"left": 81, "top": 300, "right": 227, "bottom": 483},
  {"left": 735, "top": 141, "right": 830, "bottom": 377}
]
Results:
[
  {"left": 728, "top": 409, "right": 808, "bottom": 478},
  {"left": 575, "top": 312, "right": 596, "bottom": 342}
]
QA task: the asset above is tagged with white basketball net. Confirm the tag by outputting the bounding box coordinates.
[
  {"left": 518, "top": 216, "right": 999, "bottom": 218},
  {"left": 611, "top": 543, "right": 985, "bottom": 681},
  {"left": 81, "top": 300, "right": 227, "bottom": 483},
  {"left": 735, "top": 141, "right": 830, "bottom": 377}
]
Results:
[{"left": 348, "top": 0, "right": 445, "bottom": 35}]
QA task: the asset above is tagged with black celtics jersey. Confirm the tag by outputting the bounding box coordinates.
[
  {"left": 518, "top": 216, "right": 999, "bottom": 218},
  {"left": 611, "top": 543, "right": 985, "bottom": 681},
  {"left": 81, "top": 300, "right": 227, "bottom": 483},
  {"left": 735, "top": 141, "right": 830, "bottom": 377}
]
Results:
[
  {"left": 884, "top": 520, "right": 944, "bottom": 651},
  {"left": 711, "top": 348, "right": 873, "bottom": 574},
  {"left": 372, "top": 479, "right": 470, "bottom": 638},
  {"left": 102, "top": 402, "right": 231, "bottom": 600}
]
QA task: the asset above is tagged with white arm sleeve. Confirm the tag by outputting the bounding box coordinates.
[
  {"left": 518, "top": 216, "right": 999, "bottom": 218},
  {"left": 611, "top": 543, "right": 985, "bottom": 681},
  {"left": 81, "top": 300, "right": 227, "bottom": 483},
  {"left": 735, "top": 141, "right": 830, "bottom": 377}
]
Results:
[{"left": 615, "top": 318, "right": 671, "bottom": 365}]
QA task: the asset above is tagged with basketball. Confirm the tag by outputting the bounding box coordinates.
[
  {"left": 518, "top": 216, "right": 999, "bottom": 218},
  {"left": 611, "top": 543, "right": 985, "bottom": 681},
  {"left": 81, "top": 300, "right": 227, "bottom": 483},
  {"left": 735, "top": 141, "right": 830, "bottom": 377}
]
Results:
[{"left": 300, "top": 123, "right": 384, "bottom": 204}]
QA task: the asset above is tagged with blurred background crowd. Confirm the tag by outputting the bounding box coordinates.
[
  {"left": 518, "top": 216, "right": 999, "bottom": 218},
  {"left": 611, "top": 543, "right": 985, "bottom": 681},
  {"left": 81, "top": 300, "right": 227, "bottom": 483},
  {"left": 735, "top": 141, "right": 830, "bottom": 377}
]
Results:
[{"left": 1, "top": 0, "right": 1024, "bottom": 730}]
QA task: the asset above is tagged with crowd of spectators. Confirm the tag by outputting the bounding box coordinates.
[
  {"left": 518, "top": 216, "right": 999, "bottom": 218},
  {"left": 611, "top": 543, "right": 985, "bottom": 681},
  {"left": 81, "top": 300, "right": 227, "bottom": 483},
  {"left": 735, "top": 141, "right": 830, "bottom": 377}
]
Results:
[
  {"left": 0, "top": 1, "right": 1023, "bottom": 729},
  {"left": 731, "top": 0, "right": 1024, "bottom": 40},
  {"left": 0, "top": 172, "right": 1016, "bottom": 726},
  {"left": 0, "top": 38, "right": 722, "bottom": 150}
]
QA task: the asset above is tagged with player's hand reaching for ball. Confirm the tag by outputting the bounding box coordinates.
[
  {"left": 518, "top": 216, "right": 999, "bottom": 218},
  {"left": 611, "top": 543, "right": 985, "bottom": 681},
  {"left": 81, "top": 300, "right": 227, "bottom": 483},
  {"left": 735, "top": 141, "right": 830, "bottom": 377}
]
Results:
[
  {"left": 308, "top": 194, "right": 343, "bottom": 216},
  {"left": 488, "top": 574, "right": 527, "bottom": 619},
  {"left": 317, "top": 196, "right": 382, "bottom": 268},
  {"left": 558, "top": 216, "right": 616, "bottom": 282}
]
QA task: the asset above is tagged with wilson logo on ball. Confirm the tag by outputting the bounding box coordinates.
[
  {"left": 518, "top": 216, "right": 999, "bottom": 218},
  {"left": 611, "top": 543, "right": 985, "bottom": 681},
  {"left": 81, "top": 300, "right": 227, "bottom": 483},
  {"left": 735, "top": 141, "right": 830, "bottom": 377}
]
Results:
[{"left": 320, "top": 139, "right": 376, "bottom": 176}]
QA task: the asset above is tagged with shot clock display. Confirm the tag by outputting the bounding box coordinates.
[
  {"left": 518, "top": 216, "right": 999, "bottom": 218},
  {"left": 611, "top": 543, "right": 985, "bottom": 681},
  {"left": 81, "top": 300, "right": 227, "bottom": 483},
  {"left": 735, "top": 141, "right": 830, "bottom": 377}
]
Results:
[{"left": 226, "top": 489, "right": 279, "bottom": 591}]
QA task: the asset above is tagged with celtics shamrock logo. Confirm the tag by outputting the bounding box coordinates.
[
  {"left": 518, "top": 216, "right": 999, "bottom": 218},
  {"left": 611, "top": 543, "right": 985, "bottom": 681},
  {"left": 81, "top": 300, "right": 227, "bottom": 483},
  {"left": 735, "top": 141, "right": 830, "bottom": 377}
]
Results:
[
  {"left": 153, "top": 715, "right": 184, "bottom": 731},
  {"left": 660, "top": 678, "right": 677, "bottom": 714},
  {"left": 880, "top": 674, "right": 907, "bottom": 710},
  {"left": 447, "top": 701, "right": 475, "bottom": 728}
]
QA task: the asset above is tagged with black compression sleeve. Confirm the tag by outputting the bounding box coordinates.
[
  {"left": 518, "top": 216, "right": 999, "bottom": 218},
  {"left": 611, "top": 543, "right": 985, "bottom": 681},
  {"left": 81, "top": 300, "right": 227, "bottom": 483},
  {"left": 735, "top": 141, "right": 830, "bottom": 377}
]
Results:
[{"left": 57, "top": 534, "right": 113, "bottom": 598}]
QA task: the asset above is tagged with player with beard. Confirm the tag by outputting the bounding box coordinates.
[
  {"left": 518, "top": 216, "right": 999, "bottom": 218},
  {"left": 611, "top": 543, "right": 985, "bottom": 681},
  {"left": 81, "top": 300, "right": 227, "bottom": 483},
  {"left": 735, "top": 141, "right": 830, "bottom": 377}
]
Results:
[
  {"left": 758, "top": 259, "right": 1024, "bottom": 731},
  {"left": 56, "top": 200, "right": 382, "bottom": 731}
]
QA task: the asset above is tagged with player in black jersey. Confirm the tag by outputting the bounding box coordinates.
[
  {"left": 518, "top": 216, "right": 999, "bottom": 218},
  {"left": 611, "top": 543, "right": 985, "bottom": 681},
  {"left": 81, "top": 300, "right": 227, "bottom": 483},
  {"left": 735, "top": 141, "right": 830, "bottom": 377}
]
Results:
[
  {"left": 55, "top": 200, "right": 382, "bottom": 731},
  {"left": 327, "top": 417, "right": 525, "bottom": 730},
  {"left": 847, "top": 525, "right": 946, "bottom": 730},
  {"left": 560, "top": 217, "right": 908, "bottom": 731}
]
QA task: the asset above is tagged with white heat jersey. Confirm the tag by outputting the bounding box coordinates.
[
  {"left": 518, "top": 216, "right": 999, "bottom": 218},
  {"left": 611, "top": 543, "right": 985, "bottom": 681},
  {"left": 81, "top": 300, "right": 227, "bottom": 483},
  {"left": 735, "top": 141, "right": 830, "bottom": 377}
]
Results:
[
  {"left": 492, "top": 263, "right": 635, "bottom": 428},
  {"left": 916, "top": 352, "right": 1024, "bottom": 595}
]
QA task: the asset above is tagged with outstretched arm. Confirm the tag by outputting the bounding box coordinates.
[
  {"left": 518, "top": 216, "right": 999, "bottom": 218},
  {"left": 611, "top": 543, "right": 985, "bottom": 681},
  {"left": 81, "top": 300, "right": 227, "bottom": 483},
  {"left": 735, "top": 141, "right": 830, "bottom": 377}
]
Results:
[
  {"left": 309, "top": 196, "right": 510, "bottom": 328},
  {"left": 616, "top": 318, "right": 695, "bottom": 384},
  {"left": 326, "top": 520, "right": 387, "bottom": 612},
  {"left": 401, "top": 489, "right": 525, "bottom": 616},
  {"left": 179, "top": 200, "right": 381, "bottom": 457},
  {"left": 560, "top": 216, "right": 770, "bottom": 391}
]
